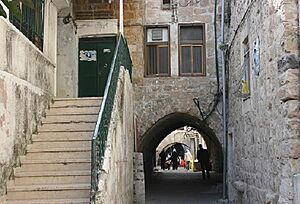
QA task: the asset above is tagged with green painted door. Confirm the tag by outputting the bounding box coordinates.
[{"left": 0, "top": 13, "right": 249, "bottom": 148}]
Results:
[{"left": 79, "top": 37, "right": 116, "bottom": 97}]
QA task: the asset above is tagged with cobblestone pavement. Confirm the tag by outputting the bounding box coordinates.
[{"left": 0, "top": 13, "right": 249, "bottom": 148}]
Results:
[{"left": 146, "top": 168, "right": 223, "bottom": 204}]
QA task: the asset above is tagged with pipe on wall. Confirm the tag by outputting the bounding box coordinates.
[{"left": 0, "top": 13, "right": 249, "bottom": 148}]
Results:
[
  {"left": 119, "top": 0, "right": 124, "bottom": 34},
  {"left": 220, "top": 0, "right": 228, "bottom": 200}
]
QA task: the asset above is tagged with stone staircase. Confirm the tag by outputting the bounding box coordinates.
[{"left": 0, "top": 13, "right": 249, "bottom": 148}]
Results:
[{"left": 2, "top": 97, "right": 102, "bottom": 204}]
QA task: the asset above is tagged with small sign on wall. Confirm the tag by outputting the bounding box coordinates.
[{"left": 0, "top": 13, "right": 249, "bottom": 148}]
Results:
[
  {"left": 103, "top": 48, "right": 111, "bottom": 53},
  {"left": 252, "top": 37, "right": 260, "bottom": 76},
  {"left": 79, "top": 50, "right": 97, "bottom": 61}
]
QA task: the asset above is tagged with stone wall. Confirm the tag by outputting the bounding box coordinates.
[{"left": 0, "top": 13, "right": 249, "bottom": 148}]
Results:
[
  {"left": 43, "top": 0, "right": 58, "bottom": 64},
  {"left": 57, "top": 8, "right": 78, "bottom": 97},
  {"left": 124, "top": 0, "right": 224, "bottom": 151},
  {"left": 0, "top": 17, "right": 55, "bottom": 196},
  {"left": 134, "top": 77, "right": 223, "bottom": 151},
  {"left": 73, "top": 0, "right": 118, "bottom": 20},
  {"left": 133, "top": 152, "right": 145, "bottom": 204},
  {"left": 226, "top": 0, "right": 299, "bottom": 203},
  {"left": 96, "top": 68, "right": 134, "bottom": 204}
]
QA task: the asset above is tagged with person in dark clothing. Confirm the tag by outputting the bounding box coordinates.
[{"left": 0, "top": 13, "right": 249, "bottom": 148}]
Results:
[
  {"left": 197, "top": 144, "right": 210, "bottom": 179},
  {"left": 159, "top": 150, "right": 166, "bottom": 170},
  {"left": 171, "top": 149, "right": 179, "bottom": 170}
]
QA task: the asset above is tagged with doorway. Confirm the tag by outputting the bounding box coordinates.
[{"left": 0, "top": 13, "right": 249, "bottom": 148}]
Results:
[{"left": 78, "top": 37, "right": 116, "bottom": 97}]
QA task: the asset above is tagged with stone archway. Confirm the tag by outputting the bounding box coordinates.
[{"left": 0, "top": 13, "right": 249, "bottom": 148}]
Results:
[{"left": 139, "top": 112, "right": 223, "bottom": 183}]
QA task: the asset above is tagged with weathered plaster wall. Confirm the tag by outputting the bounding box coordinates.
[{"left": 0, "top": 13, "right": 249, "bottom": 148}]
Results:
[
  {"left": 57, "top": 8, "right": 78, "bottom": 98},
  {"left": 56, "top": 8, "right": 118, "bottom": 97},
  {"left": 124, "top": 0, "right": 224, "bottom": 151},
  {"left": 43, "top": 1, "right": 58, "bottom": 65},
  {"left": 0, "top": 17, "right": 55, "bottom": 196},
  {"left": 226, "top": 0, "right": 300, "bottom": 203},
  {"left": 76, "top": 19, "right": 118, "bottom": 37},
  {"left": 96, "top": 68, "right": 134, "bottom": 204}
]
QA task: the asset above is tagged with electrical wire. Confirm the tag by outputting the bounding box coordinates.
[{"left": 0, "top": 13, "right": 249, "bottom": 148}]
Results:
[{"left": 193, "top": 0, "right": 221, "bottom": 121}]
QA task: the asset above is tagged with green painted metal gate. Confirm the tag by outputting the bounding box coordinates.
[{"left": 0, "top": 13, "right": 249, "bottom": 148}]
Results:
[{"left": 79, "top": 37, "right": 116, "bottom": 97}]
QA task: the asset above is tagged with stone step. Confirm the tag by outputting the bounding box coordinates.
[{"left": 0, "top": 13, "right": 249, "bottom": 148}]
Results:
[
  {"left": 8, "top": 175, "right": 90, "bottom": 186},
  {"left": 15, "top": 170, "right": 91, "bottom": 177},
  {"left": 42, "top": 114, "right": 98, "bottom": 124},
  {"left": 38, "top": 123, "right": 96, "bottom": 132},
  {"left": 7, "top": 183, "right": 90, "bottom": 192},
  {"left": 20, "top": 152, "right": 91, "bottom": 164},
  {"left": 27, "top": 147, "right": 91, "bottom": 153},
  {"left": 24, "top": 151, "right": 90, "bottom": 160},
  {"left": 53, "top": 97, "right": 101, "bottom": 101},
  {"left": 15, "top": 163, "right": 91, "bottom": 173},
  {"left": 46, "top": 107, "right": 99, "bottom": 116},
  {"left": 50, "top": 98, "right": 102, "bottom": 108},
  {"left": 27, "top": 141, "right": 91, "bottom": 153},
  {"left": 6, "top": 184, "right": 90, "bottom": 200},
  {"left": 20, "top": 158, "right": 91, "bottom": 164},
  {"left": 4, "top": 198, "right": 90, "bottom": 204},
  {"left": 32, "top": 132, "right": 93, "bottom": 142}
]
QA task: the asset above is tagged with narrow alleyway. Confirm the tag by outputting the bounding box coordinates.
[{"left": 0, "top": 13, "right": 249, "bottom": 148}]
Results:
[{"left": 146, "top": 168, "right": 222, "bottom": 204}]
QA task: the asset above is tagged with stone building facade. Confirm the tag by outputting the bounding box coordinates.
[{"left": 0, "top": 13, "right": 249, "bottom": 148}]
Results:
[
  {"left": 226, "top": 0, "right": 299, "bottom": 203},
  {"left": 128, "top": 0, "right": 223, "bottom": 150},
  {"left": 0, "top": 0, "right": 299, "bottom": 203},
  {"left": 58, "top": 0, "right": 225, "bottom": 176},
  {"left": 124, "top": 0, "right": 225, "bottom": 178}
]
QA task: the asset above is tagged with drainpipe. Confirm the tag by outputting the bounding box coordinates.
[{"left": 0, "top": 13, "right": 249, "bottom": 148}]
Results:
[
  {"left": 119, "top": 0, "right": 124, "bottom": 35},
  {"left": 298, "top": 0, "right": 300, "bottom": 52},
  {"left": 220, "top": 0, "right": 228, "bottom": 201}
]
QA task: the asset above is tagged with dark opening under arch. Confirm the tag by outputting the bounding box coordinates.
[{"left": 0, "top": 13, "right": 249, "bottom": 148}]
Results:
[{"left": 139, "top": 112, "right": 223, "bottom": 184}]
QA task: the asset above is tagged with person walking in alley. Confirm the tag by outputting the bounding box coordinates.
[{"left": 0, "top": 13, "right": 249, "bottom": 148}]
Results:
[
  {"left": 184, "top": 149, "right": 193, "bottom": 170},
  {"left": 159, "top": 150, "right": 166, "bottom": 170},
  {"left": 171, "top": 149, "right": 179, "bottom": 170},
  {"left": 197, "top": 144, "right": 210, "bottom": 179}
]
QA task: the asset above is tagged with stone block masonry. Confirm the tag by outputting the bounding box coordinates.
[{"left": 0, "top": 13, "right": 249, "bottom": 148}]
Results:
[
  {"left": 134, "top": 77, "right": 223, "bottom": 148},
  {"left": 226, "top": 0, "right": 299, "bottom": 203},
  {"left": 133, "top": 152, "right": 145, "bottom": 204},
  {"left": 73, "top": 0, "right": 118, "bottom": 20},
  {"left": 125, "top": 0, "right": 224, "bottom": 149}
]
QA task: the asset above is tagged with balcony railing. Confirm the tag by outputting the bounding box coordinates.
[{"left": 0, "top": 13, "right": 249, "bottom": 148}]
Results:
[
  {"left": 90, "top": 34, "right": 132, "bottom": 203},
  {"left": 0, "top": 0, "right": 44, "bottom": 50}
]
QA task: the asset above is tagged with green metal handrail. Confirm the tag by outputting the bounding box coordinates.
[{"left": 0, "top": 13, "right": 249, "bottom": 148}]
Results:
[{"left": 90, "top": 34, "right": 132, "bottom": 203}]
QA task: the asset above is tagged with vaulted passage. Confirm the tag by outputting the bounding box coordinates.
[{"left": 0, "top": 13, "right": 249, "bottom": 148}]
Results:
[{"left": 139, "top": 112, "right": 223, "bottom": 202}]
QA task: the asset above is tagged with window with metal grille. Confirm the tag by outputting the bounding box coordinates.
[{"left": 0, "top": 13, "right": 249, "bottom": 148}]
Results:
[
  {"left": 10, "top": 0, "right": 45, "bottom": 50},
  {"left": 145, "top": 26, "right": 170, "bottom": 77},
  {"left": 179, "top": 24, "right": 206, "bottom": 76}
]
